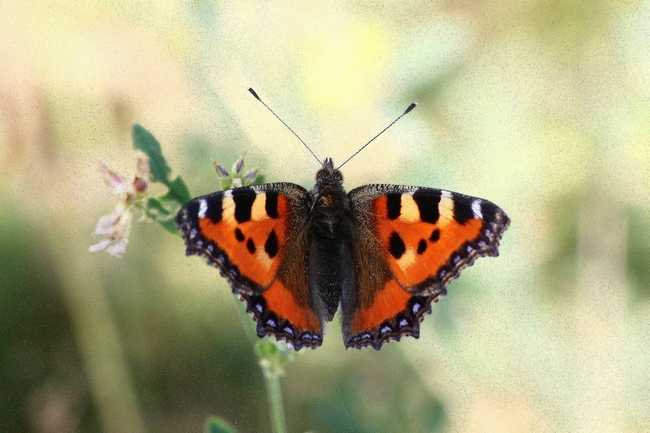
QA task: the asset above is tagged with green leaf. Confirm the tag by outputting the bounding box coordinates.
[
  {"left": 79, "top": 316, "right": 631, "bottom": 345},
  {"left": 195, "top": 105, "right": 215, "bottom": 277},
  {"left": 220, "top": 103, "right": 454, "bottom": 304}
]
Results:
[
  {"left": 142, "top": 199, "right": 178, "bottom": 234},
  {"left": 204, "top": 416, "right": 238, "bottom": 433},
  {"left": 162, "top": 176, "right": 191, "bottom": 205},
  {"left": 156, "top": 218, "right": 179, "bottom": 235},
  {"left": 132, "top": 124, "right": 171, "bottom": 183},
  {"left": 146, "top": 197, "right": 171, "bottom": 216},
  {"left": 132, "top": 124, "right": 191, "bottom": 208}
]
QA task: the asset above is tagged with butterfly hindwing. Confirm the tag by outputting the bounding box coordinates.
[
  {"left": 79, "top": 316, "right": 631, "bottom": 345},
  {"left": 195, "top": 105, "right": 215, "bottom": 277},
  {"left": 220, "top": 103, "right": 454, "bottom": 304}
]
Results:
[
  {"left": 342, "top": 185, "right": 510, "bottom": 349},
  {"left": 175, "top": 183, "right": 324, "bottom": 349}
]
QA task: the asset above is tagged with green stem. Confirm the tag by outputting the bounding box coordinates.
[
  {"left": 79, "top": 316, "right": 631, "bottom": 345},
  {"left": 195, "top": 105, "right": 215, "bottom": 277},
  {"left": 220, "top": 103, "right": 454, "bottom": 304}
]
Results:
[
  {"left": 234, "top": 297, "right": 259, "bottom": 346},
  {"left": 234, "top": 299, "right": 290, "bottom": 433},
  {"left": 47, "top": 221, "right": 147, "bottom": 433},
  {"left": 263, "top": 370, "right": 288, "bottom": 433}
]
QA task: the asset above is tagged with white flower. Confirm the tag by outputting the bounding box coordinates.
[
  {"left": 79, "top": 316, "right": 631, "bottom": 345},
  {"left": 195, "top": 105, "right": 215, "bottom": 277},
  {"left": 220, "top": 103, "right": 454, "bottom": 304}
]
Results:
[{"left": 89, "top": 151, "right": 149, "bottom": 258}]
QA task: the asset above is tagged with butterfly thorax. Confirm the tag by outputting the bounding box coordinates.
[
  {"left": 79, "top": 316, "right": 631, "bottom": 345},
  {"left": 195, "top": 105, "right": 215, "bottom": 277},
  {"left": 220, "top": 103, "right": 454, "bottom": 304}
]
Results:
[{"left": 309, "top": 158, "right": 351, "bottom": 240}]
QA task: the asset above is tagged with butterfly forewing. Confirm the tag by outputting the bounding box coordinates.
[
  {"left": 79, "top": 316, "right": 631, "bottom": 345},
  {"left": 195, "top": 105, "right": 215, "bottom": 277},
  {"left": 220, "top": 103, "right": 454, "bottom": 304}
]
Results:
[{"left": 175, "top": 183, "right": 325, "bottom": 349}]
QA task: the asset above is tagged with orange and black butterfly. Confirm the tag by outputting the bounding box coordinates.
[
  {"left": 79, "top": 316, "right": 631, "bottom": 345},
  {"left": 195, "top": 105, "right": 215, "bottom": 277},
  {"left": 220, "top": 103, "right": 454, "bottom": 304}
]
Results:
[{"left": 175, "top": 90, "right": 509, "bottom": 350}]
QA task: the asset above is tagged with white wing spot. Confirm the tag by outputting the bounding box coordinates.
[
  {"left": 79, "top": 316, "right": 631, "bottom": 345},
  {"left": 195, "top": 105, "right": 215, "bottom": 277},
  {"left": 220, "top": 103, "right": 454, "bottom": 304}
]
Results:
[
  {"left": 198, "top": 199, "right": 208, "bottom": 218},
  {"left": 471, "top": 200, "right": 483, "bottom": 219}
]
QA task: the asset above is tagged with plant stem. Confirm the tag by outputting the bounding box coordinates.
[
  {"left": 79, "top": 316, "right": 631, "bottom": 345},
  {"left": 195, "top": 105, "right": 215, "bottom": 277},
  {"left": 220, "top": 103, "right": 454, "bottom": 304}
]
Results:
[
  {"left": 263, "top": 370, "right": 288, "bottom": 433},
  {"left": 47, "top": 220, "right": 147, "bottom": 433},
  {"left": 234, "top": 299, "right": 290, "bottom": 433}
]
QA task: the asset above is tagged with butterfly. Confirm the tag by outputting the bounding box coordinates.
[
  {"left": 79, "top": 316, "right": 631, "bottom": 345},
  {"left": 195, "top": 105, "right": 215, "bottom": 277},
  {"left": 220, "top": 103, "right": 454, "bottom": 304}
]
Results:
[{"left": 175, "top": 91, "right": 510, "bottom": 350}]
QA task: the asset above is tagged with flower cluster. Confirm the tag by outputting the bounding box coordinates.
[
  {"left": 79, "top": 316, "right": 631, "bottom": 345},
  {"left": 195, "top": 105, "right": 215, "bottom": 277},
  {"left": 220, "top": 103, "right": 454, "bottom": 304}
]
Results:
[
  {"left": 212, "top": 153, "right": 259, "bottom": 190},
  {"left": 89, "top": 151, "right": 150, "bottom": 258}
]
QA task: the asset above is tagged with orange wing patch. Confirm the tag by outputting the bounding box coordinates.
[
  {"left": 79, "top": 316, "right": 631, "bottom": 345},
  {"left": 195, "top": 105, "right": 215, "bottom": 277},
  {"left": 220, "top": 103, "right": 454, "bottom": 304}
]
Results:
[
  {"left": 196, "top": 190, "right": 290, "bottom": 288},
  {"left": 242, "top": 277, "right": 324, "bottom": 349},
  {"left": 375, "top": 215, "right": 483, "bottom": 287},
  {"left": 345, "top": 278, "right": 441, "bottom": 349},
  {"left": 350, "top": 279, "right": 411, "bottom": 333},
  {"left": 372, "top": 190, "right": 493, "bottom": 290},
  {"left": 262, "top": 279, "right": 321, "bottom": 332}
]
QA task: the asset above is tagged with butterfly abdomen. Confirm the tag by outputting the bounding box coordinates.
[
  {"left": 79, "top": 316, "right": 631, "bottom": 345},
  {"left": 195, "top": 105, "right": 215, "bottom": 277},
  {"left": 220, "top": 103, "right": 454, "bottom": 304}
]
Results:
[{"left": 308, "top": 236, "right": 352, "bottom": 321}]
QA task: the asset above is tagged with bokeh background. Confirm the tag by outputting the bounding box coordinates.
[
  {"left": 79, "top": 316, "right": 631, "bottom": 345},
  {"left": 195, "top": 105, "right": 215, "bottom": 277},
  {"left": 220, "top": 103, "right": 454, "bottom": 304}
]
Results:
[{"left": 2, "top": 1, "right": 650, "bottom": 432}]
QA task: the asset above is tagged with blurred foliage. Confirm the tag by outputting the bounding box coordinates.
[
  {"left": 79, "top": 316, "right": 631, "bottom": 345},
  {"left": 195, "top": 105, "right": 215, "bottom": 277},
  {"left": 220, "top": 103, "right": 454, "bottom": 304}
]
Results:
[
  {"left": 291, "top": 353, "right": 446, "bottom": 433},
  {"left": 0, "top": 211, "right": 97, "bottom": 432},
  {"left": 540, "top": 191, "right": 581, "bottom": 300},
  {"left": 626, "top": 206, "right": 650, "bottom": 300},
  {"left": 205, "top": 416, "right": 238, "bottom": 433},
  {"left": 2, "top": 0, "right": 650, "bottom": 432}
]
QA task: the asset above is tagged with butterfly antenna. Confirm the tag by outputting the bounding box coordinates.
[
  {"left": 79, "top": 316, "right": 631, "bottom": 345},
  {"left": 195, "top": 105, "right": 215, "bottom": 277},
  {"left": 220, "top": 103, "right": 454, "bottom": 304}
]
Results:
[
  {"left": 248, "top": 88, "right": 323, "bottom": 166},
  {"left": 337, "top": 102, "right": 417, "bottom": 170}
]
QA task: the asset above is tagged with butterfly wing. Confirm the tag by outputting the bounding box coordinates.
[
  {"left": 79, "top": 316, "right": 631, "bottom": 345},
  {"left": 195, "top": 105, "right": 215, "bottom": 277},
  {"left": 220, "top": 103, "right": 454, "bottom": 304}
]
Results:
[
  {"left": 343, "top": 185, "right": 510, "bottom": 349},
  {"left": 175, "top": 183, "right": 324, "bottom": 349}
]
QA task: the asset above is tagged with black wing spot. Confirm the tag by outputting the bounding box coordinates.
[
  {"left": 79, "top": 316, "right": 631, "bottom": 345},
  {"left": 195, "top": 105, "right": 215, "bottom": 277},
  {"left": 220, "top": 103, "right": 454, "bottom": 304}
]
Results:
[
  {"left": 429, "top": 229, "right": 440, "bottom": 242},
  {"left": 386, "top": 193, "right": 401, "bottom": 220},
  {"left": 265, "top": 229, "right": 279, "bottom": 259},
  {"left": 234, "top": 228, "right": 245, "bottom": 242},
  {"left": 388, "top": 232, "right": 406, "bottom": 259},
  {"left": 453, "top": 196, "right": 474, "bottom": 224},
  {"left": 246, "top": 238, "right": 256, "bottom": 254},
  {"left": 233, "top": 188, "right": 256, "bottom": 223},
  {"left": 265, "top": 191, "right": 279, "bottom": 219},
  {"left": 205, "top": 195, "right": 223, "bottom": 223},
  {"left": 412, "top": 189, "right": 440, "bottom": 224},
  {"left": 417, "top": 239, "right": 427, "bottom": 255}
]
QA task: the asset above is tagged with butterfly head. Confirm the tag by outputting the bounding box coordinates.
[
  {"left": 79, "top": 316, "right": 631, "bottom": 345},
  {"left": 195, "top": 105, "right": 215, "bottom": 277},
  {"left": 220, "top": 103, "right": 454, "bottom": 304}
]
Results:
[{"left": 315, "top": 158, "right": 343, "bottom": 187}]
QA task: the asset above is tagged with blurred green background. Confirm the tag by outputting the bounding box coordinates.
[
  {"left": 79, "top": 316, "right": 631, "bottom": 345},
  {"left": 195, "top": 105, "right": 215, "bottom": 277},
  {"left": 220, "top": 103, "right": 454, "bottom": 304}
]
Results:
[{"left": 2, "top": 1, "right": 650, "bottom": 432}]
